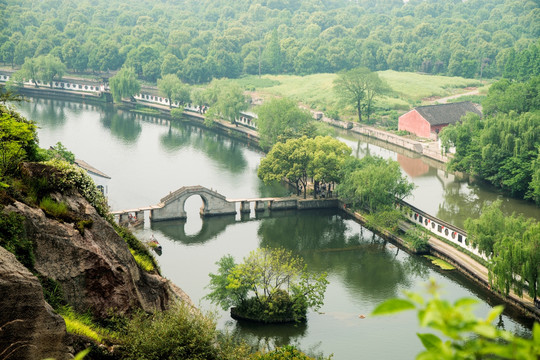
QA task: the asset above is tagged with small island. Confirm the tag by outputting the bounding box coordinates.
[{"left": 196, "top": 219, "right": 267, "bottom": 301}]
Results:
[{"left": 206, "top": 248, "right": 328, "bottom": 324}]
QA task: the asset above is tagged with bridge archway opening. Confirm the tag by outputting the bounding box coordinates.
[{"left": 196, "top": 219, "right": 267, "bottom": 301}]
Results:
[{"left": 183, "top": 194, "right": 206, "bottom": 236}]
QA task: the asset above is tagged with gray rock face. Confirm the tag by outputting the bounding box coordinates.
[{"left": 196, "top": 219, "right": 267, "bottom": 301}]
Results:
[
  {"left": 4, "top": 193, "right": 173, "bottom": 319},
  {"left": 0, "top": 246, "right": 69, "bottom": 360}
]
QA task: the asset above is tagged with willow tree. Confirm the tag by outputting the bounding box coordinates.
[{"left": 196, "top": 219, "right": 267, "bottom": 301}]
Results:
[
  {"left": 109, "top": 66, "right": 141, "bottom": 103},
  {"left": 465, "top": 200, "right": 540, "bottom": 299}
]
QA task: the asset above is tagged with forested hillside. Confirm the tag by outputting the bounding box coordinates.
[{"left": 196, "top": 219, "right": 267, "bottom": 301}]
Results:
[{"left": 1, "top": 0, "right": 537, "bottom": 84}]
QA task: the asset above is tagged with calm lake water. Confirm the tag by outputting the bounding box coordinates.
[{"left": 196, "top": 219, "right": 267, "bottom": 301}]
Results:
[{"left": 15, "top": 97, "right": 535, "bottom": 359}]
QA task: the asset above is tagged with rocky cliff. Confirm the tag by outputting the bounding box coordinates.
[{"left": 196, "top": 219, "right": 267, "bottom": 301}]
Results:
[
  {"left": 0, "top": 246, "right": 69, "bottom": 360},
  {"left": 0, "top": 163, "right": 192, "bottom": 358}
]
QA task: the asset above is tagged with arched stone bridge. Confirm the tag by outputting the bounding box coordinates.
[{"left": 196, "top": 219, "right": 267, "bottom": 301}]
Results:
[{"left": 151, "top": 185, "right": 238, "bottom": 221}]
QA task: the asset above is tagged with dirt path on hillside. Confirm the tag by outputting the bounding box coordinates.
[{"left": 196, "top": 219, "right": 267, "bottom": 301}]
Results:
[{"left": 428, "top": 88, "right": 480, "bottom": 104}]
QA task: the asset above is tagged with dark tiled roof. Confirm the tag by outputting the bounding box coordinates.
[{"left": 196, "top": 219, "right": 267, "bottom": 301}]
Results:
[{"left": 415, "top": 101, "right": 482, "bottom": 126}]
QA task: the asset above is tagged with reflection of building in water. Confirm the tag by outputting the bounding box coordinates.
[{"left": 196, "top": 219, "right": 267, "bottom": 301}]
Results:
[
  {"left": 74, "top": 159, "right": 111, "bottom": 196},
  {"left": 397, "top": 154, "right": 430, "bottom": 178},
  {"left": 397, "top": 154, "right": 456, "bottom": 188}
]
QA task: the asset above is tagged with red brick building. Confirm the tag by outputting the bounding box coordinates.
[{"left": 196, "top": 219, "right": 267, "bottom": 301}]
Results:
[{"left": 398, "top": 101, "right": 482, "bottom": 139}]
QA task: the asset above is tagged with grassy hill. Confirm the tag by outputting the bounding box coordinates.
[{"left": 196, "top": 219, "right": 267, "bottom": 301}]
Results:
[{"left": 232, "top": 71, "right": 488, "bottom": 122}]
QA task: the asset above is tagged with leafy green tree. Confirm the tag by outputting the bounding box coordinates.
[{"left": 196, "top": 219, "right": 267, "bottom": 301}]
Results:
[
  {"left": 87, "top": 41, "right": 123, "bottom": 72},
  {"left": 124, "top": 44, "right": 160, "bottom": 77},
  {"left": 109, "top": 66, "right": 141, "bottom": 103},
  {"left": 14, "top": 40, "right": 34, "bottom": 67},
  {"left": 258, "top": 136, "right": 350, "bottom": 198},
  {"left": 336, "top": 155, "right": 414, "bottom": 213},
  {"left": 206, "top": 248, "right": 328, "bottom": 323},
  {"left": 37, "top": 55, "right": 66, "bottom": 88},
  {"left": 463, "top": 200, "right": 505, "bottom": 257},
  {"left": 309, "top": 136, "right": 351, "bottom": 198},
  {"left": 160, "top": 53, "right": 181, "bottom": 77},
  {"left": 13, "top": 55, "right": 66, "bottom": 88},
  {"left": 373, "top": 280, "right": 540, "bottom": 360},
  {"left": 47, "top": 142, "right": 75, "bottom": 164},
  {"left": 202, "top": 79, "right": 247, "bottom": 126},
  {"left": 333, "top": 67, "right": 388, "bottom": 122},
  {"left": 180, "top": 53, "right": 210, "bottom": 84},
  {"left": 255, "top": 98, "right": 313, "bottom": 150},
  {"left": 482, "top": 77, "right": 539, "bottom": 116},
  {"left": 157, "top": 74, "right": 190, "bottom": 109},
  {"left": 440, "top": 79, "right": 539, "bottom": 204}
]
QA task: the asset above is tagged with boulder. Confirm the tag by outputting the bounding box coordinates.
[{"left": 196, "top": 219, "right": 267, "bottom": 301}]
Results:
[
  {"left": 4, "top": 193, "right": 175, "bottom": 319},
  {"left": 0, "top": 246, "right": 69, "bottom": 360}
]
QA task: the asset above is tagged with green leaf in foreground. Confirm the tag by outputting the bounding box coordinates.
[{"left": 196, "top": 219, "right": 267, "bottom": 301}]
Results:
[
  {"left": 417, "top": 333, "right": 442, "bottom": 350},
  {"left": 371, "top": 298, "right": 415, "bottom": 315}
]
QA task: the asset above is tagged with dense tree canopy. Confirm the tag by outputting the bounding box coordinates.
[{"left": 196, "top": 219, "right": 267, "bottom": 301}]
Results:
[
  {"left": 0, "top": 99, "right": 40, "bottom": 180},
  {"left": 1, "top": 0, "right": 537, "bottom": 82}
]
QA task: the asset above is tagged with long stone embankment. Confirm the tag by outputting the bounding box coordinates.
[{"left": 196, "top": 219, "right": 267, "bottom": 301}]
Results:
[{"left": 341, "top": 205, "right": 540, "bottom": 322}]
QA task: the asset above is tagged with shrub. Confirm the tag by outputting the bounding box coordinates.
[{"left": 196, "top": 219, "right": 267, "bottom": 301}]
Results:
[
  {"left": 121, "top": 302, "right": 250, "bottom": 360},
  {"left": 170, "top": 108, "right": 184, "bottom": 119},
  {"left": 44, "top": 159, "right": 110, "bottom": 220},
  {"left": 129, "top": 249, "right": 154, "bottom": 272},
  {"left": 405, "top": 226, "right": 430, "bottom": 253},
  {"left": 233, "top": 290, "right": 307, "bottom": 323},
  {"left": 0, "top": 211, "right": 34, "bottom": 269},
  {"left": 250, "top": 345, "right": 320, "bottom": 360},
  {"left": 325, "top": 109, "right": 339, "bottom": 120}
]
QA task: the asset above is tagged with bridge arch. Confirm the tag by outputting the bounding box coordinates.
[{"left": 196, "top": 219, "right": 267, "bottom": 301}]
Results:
[{"left": 151, "top": 185, "right": 236, "bottom": 222}]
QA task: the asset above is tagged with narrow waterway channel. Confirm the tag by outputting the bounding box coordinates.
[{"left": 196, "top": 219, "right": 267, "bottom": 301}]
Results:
[{"left": 14, "top": 96, "right": 536, "bottom": 359}]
